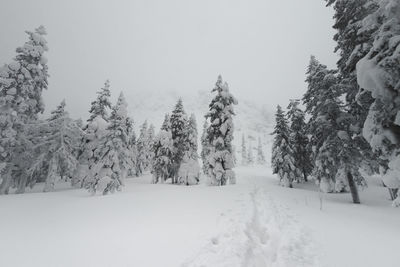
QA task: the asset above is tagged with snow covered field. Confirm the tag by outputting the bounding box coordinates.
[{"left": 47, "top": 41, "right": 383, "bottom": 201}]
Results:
[{"left": 0, "top": 166, "right": 399, "bottom": 267}]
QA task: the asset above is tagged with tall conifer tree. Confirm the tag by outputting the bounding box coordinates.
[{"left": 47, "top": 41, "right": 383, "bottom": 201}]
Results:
[
  {"left": 271, "top": 105, "right": 300, "bottom": 188},
  {"left": 205, "top": 75, "right": 238, "bottom": 186}
]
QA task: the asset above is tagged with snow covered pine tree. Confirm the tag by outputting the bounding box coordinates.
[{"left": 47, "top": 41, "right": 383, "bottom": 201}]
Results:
[
  {"left": 86, "top": 93, "right": 134, "bottom": 195},
  {"left": 271, "top": 105, "right": 301, "bottom": 188},
  {"left": 77, "top": 80, "right": 112, "bottom": 187},
  {"left": 28, "top": 100, "right": 82, "bottom": 192},
  {"left": 247, "top": 140, "right": 255, "bottom": 165},
  {"left": 147, "top": 123, "right": 156, "bottom": 168},
  {"left": 324, "top": 0, "right": 380, "bottom": 203},
  {"left": 136, "top": 121, "right": 150, "bottom": 176},
  {"left": 151, "top": 114, "right": 173, "bottom": 184},
  {"left": 241, "top": 134, "right": 248, "bottom": 165},
  {"left": 256, "top": 137, "right": 266, "bottom": 165},
  {"left": 286, "top": 99, "right": 312, "bottom": 182},
  {"left": 0, "top": 26, "right": 49, "bottom": 194},
  {"left": 200, "top": 120, "right": 211, "bottom": 175},
  {"left": 88, "top": 80, "right": 112, "bottom": 122},
  {"left": 303, "top": 56, "right": 348, "bottom": 193},
  {"left": 178, "top": 114, "right": 200, "bottom": 185},
  {"left": 355, "top": 0, "right": 400, "bottom": 205},
  {"left": 127, "top": 119, "right": 138, "bottom": 177},
  {"left": 170, "top": 99, "right": 189, "bottom": 183},
  {"left": 205, "top": 75, "right": 238, "bottom": 186}
]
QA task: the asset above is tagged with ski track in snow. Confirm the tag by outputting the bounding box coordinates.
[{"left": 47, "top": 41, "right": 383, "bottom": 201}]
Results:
[{"left": 182, "top": 183, "right": 319, "bottom": 267}]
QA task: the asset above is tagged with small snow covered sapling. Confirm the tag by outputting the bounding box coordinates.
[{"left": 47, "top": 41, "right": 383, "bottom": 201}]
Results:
[{"left": 178, "top": 154, "right": 200, "bottom": 185}]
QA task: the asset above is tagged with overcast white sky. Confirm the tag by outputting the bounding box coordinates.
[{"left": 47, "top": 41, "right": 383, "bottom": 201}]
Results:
[{"left": 0, "top": 0, "right": 338, "bottom": 119}]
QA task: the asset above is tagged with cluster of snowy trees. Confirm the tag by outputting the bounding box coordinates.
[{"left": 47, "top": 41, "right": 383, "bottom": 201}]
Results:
[
  {"left": 240, "top": 135, "right": 265, "bottom": 165},
  {"left": 0, "top": 27, "right": 239, "bottom": 195},
  {"left": 150, "top": 99, "right": 200, "bottom": 185},
  {"left": 272, "top": 0, "right": 400, "bottom": 205},
  {"left": 0, "top": 60, "right": 142, "bottom": 195},
  {"left": 271, "top": 102, "right": 312, "bottom": 189},
  {"left": 151, "top": 77, "right": 240, "bottom": 188}
]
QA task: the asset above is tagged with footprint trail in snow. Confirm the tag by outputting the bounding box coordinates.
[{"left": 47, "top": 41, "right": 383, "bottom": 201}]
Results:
[{"left": 182, "top": 185, "right": 319, "bottom": 267}]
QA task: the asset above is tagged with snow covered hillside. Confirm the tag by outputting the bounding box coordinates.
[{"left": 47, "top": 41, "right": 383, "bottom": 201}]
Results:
[
  {"left": 124, "top": 89, "right": 274, "bottom": 164},
  {"left": 1, "top": 166, "right": 398, "bottom": 267}
]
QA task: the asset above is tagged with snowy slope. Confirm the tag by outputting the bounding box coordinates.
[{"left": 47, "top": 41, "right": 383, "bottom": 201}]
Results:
[{"left": 124, "top": 89, "right": 274, "bottom": 164}]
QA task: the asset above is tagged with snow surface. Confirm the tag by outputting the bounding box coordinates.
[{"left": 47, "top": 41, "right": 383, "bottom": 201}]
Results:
[{"left": 0, "top": 166, "right": 399, "bottom": 267}]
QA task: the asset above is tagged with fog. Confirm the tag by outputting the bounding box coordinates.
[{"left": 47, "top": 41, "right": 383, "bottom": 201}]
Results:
[{"left": 0, "top": 0, "right": 338, "bottom": 119}]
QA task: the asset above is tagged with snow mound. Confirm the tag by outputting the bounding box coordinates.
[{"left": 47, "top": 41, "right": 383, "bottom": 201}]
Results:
[{"left": 182, "top": 186, "right": 318, "bottom": 267}]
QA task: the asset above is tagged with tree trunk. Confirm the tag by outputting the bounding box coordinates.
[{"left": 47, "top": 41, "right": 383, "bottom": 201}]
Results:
[
  {"left": 0, "top": 168, "right": 12, "bottom": 195},
  {"left": 303, "top": 169, "right": 308, "bottom": 182},
  {"left": 388, "top": 188, "right": 398, "bottom": 201},
  {"left": 15, "top": 174, "right": 27, "bottom": 194},
  {"left": 347, "top": 171, "right": 360, "bottom": 204}
]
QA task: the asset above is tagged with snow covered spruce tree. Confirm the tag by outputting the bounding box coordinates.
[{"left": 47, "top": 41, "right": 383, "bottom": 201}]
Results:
[
  {"left": 324, "top": 0, "right": 380, "bottom": 203},
  {"left": 151, "top": 129, "right": 173, "bottom": 184},
  {"left": 247, "top": 141, "right": 254, "bottom": 165},
  {"left": 88, "top": 80, "right": 112, "bottom": 122},
  {"left": 303, "top": 56, "right": 365, "bottom": 194},
  {"left": 0, "top": 26, "right": 49, "bottom": 194},
  {"left": 148, "top": 124, "right": 155, "bottom": 145},
  {"left": 76, "top": 81, "right": 112, "bottom": 187},
  {"left": 286, "top": 99, "right": 312, "bottom": 182},
  {"left": 186, "top": 114, "right": 198, "bottom": 160},
  {"left": 161, "top": 113, "right": 171, "bottom": 131},
  {"left": 256, "top": 137, "right": 266, "bottom": 165},
  {"left": 28, "top": 100, "right": 82, "bottom": 192},
  {"left": 127, "top": 119, "right": 137, "bottom": 177},
  {"left": 86, "top": 93, "right": 134, "bottom": 195},
  {"left": 169, "top": 98, "right": 189, "bottom": 183},
  {"left": 325, "top": 0, "right": 378, "bottom": 126},
  {"left": 178, "top": 113, "right": 200, "bottom": 185},
  {"left": 151, "top": 114, "right": 173, "bottom": 183},
  {"left": 147, "top": 123, "right": 155, "bottom": 168},
  {"left": 241, "top": 134, "right": 248, "bottom": 165},
  {"left": 303, "top": 56, "right": 344, "bottom": 192},
  {"left": 200, "top": 120, "right": 211, "bottom": 175},
  {"left": 326, "top": 0, "right": 379, "bottom": 89},
  {"left": 136, "top": 121, "right": 150, "bottom": 176},
  {"left": 355, "top": 0, "right": 400, "bottom": 205},
  {"left": 271, "top": 105, "right": 301, "bottom": 188},
  {"left": 204, "top": 75, "right": 238, "bottom": 186}
]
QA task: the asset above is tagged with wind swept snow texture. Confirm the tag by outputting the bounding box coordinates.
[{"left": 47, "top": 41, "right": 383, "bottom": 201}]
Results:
[{"left": 182, "top": 187, "right": 318, "bottom": 267}]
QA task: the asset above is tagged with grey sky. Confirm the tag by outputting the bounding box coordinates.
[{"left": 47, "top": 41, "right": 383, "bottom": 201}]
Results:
[{"left": 0, "top": 0, "right": 338, "bottom": 119}]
